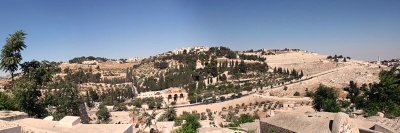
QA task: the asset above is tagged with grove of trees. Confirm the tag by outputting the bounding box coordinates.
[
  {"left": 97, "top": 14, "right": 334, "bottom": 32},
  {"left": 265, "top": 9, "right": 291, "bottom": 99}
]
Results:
[
  {"left": 0, "top": 31, "right": 83, "bottom": 120},
  {"left": 312, "top": 67, "right": 400, "bottom": 118}
]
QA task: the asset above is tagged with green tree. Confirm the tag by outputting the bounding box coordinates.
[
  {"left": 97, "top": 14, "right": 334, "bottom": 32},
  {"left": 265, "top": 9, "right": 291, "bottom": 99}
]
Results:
[
  {"left": 88, "top": 88, "right": 99, "bottom": 102},
  {"left": 20, "top": 60, "right": 59, "bottom": 86},
  {"left": 312, "top": 84, "right": 341, "bottom": 112},
  {"left": 0, "top": 30, "right": 27, "bottom": 87},
  {"left": 283, "top": 86, "right": 288, "bottom": 91},
  {"left": 52, "top": 80, "right": 82, "bottom": 120},
  {"left": 133, "top": 99, "right": 142, "bottom": 108},
  {"left": 239, "top": 60, "right": 247, "bottom": 73},
  {"left": 175, "top": 114, "right": 201, "bottom": 133},
  {"left": 344, "top": 81, "right": 365, "bottom": 109},
  {"left": 96, "top": 104, "right": 110, "bottom": 123},
  {"left": 85, "top": 91, "right": 93, "bottom": 108},
  {"left": 229, "top": 114, "right": 255, "bottom": 127},
  {"left": 363, "top": 67, "right": 400, "bottom": 117},
  {"left": 159, "top": 107, "right": 177, "bottom": 121},
  {"left": 12, "top": 60, "right": 59, "bottom": 118},
  {"left": 299, "top": 70, "right": 304, "bottom": 78},
  {"left": 113, "top": 103, "right": 127, "bottom": 111},
  {"left": 0, "top": 91, "right": 15, "bottom": 110},
  {"left": 13, "top": 79, "right": 47, "bottom": 118}
]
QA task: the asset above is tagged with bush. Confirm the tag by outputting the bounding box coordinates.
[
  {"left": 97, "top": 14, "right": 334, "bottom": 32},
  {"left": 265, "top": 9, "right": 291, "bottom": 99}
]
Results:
[
  {"left": 237, "top": 93, "right": 242, "bottom": 97},
  {"left": 220, "top": 96, "right": 226, "bottom": 101},
  {"left": 229, "top": 114, "right": 255, "bottom": 127},
  {"left": 154, "top": 61, "right": 169, "bottom": 69},
  {"left": 96, "top": 104, "right": 110, "bottom": 123},
  {"left": 0, "top": 92, "right": 15, "bottom": 110},
  {"left": 339, "top": 100, "right": 351, "bottom": 108},
  {"left": 312, "top": 84, "right": 340, "bottom": 112},
  {"left": 175, "top": 114, "right": 201, "bottom": 133},
  {"left": 113, "top": 103, "right": 127, "bottom": 111},
  {"left": 133, "top": 99, "right": 142, "bottom": 108},
  {"left": 158, "top": 107, "right": 177, "bottom": 121},
  {"left": 230, "top": 94, "right": 236, "bottom": 99},
  {"left": 306, "top": 91, "right": 314, "bottom": 97},
  {"left": 363, "top": 68, "right": 400, "bottom": 117},
  {"left": 293, "top": 91, "right": 300, "bottom": 96}
]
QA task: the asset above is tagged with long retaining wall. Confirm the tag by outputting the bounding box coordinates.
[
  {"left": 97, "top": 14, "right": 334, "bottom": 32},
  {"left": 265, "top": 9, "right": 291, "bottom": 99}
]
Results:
[{"left": 176, "top": 94, "right": 311, "bottom": 115}]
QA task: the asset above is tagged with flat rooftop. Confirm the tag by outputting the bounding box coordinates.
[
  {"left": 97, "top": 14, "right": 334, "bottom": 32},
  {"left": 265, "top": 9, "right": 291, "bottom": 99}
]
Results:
[
  {"left": 15, "top": 118, "right": 133, "bottom": 133},
  {"left": 197, "top": 127, "right": 236, "bottom": 133},
  {"left": 261, "top": 112, "right": 334, "bottom": 133},
  {"left": 0, "top": 120, "right": 19, "bottom": 130}
]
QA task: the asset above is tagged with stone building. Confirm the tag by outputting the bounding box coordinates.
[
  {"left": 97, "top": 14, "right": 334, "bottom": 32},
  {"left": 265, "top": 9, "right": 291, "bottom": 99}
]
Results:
[
  {"left": 82, "top": 60, "right": 98, "bottom": 65},
  {"left": 260, "top": 112, "right": 386, "bottom": 133},
  {"left": 137, "top": 87, "right": 189, "bottom": 105}
]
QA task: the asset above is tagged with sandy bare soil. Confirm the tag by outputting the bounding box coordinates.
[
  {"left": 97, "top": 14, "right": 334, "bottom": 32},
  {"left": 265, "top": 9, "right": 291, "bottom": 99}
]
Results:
[
  {"left": 260, "top": 51, "right": 382, "bottom": 97},
  {"left": 265, "top": 51, "right": 341, "bottom": 75},
  {"left": 265, "top": 60, "right": 381, "bottom": 97}
]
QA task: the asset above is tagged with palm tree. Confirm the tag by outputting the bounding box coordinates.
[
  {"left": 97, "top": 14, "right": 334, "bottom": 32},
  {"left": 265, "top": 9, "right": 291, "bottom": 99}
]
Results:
[{"left": 0, "top": 30, "right": 27, "bottom": 87}]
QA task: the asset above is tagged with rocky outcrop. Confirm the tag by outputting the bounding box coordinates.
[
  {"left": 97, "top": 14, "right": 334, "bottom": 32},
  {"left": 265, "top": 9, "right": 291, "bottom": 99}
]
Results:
[{"left": 331, "top": 112, "right": 359, "bottom": 133}]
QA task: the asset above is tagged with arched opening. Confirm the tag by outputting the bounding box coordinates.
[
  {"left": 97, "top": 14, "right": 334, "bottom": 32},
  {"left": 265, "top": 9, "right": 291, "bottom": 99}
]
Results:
[
  {"left": 173, "top": 94, "right": 178, "bottom": 101},
  {"left": 179, "top": 93, "right": 184, "bottom": 99},
  {"left": 168, "top": 95, "right": 172, "bottom": 101}
]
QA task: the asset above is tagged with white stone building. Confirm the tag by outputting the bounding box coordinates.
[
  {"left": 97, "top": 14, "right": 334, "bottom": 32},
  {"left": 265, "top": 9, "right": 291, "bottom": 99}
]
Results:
[{"left": 137, "top": 87, "right": 189, "bottom": 105}]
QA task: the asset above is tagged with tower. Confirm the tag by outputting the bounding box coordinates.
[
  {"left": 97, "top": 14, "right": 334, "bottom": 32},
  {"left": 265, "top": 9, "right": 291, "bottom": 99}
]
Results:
[{"left": 378, "top": 56, "right": 381, "bottom": 65}]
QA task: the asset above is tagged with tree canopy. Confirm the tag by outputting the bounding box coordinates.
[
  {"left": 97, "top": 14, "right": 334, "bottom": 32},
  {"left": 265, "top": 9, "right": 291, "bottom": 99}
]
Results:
[
  {"left": 311, "top": 84, "right": 341, "bottom": 112},
  {"left": 0, "top": 30, "right": 27, "bottom": 86}
]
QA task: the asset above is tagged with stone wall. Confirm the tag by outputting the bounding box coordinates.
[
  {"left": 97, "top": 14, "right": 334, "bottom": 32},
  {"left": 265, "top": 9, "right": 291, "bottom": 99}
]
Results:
[
  {"left": 0, "top": 126, "right": 21, "bottom": 133},
  {"left": 260, "top": 121, "right": 295, "bottom": 133},
  {"left": 0, "top": 111, "right": 28, "bottom": 121}
]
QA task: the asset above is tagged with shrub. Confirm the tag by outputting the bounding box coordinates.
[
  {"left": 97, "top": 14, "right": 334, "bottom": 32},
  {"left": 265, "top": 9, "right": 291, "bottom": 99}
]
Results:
[
  {"left": 96, "top": 104, "right": 110, "bottom": 123},
  {"left": 113, "top": 103, "right": 127, "bottom": 111},
  {"left": 311, "top": 84, "right": 340, "bottom": 112}
]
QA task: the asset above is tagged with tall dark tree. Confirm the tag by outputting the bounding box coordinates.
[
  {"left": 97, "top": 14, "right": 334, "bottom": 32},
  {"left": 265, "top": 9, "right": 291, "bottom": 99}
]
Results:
[
  {"left": 299, "top": 70, "right": 304, "bottom": 78},
  {"left": 239, "top": 60, "right": 247, "bottom": 73},
  {"left": 344, "top": 81, "right": 365, "bottom": 108},
  {"left": 0, "top": 30, "right": 27, "bottom": 87},
  {"left": 89, "top": 88, "right": 99, "bottom": 102},
  {"left": 52, "top": 80, "right": 82, "bottom": 120},
  {"left": 85, "top": 90, "right": 93, "bottom": 107}
]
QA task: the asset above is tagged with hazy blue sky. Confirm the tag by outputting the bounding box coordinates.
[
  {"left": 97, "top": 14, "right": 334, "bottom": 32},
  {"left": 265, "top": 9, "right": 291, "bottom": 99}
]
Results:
[{"left": 0, "top": 0, "right": 399, "bottom": 63}]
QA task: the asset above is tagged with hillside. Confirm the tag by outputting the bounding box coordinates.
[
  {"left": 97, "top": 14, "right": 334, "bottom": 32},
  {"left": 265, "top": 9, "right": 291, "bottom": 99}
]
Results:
[
  {"left": 0, "top": 46, "right": 383, "bottom": 106},
  {"left": 49, "top": 46, "right": 381, "bottom": 101}
]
